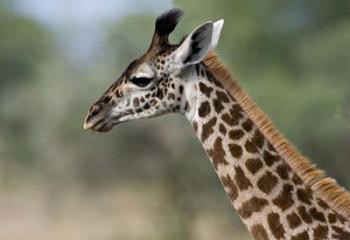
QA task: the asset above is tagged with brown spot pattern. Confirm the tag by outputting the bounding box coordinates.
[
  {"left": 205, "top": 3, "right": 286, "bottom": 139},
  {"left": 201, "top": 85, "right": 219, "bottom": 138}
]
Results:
[
  {"left": 190, "top": 73, "right": 350, "bottom": 239},
  {"left": 272, "top": 183, "right": 294, "bottom": 211},
  {"left": 198, "top": 101, "right": 211, "bottom": 118},
  {"left": 216, "top": 90, "right": 230, "bottom": 103},
  {"left": 317, "top": 198, "right": 329, "bottom": 210},
  {"left": 245, "top": 158, "right": 263, "bottom": 175},
  {"left": 207, "top": 137, "right": 229, "bottom": 171},
  {"left": 201, "top": 117, "right": 217, "bottom": 142},
  {"left": 313, "top": 225, "right": 328, "bottom": 239},
  {"left": 332, "top": 226, "right": 350, "bottom": 240},
  {"left": 291, "top": 231, "right": 309, "bottom": 240},
  {"left": 199, "top": 82, "right": 213, "bottom": 98},
  {"left": 263, "top": 150, "right": 280, "bottom": 166},
  {"left": 250, "top": 224, "right": 268, "bottom": 240},
  {"left": 267, "top": 212, "right": 285, "bottom": 239},
  {"left": 228, "top": 143, "right": 243, "bottom": 159},
  {"left": 234, "top": 166, "right": 252, "bottom": 191},
  {"left": 252, "top": 130, "right": 265, "bottom": 149},
  {"left": 213, "top": 99, "right": 224, "bottom": 113},
  {"left": 222, "top": 105, "right": 243, "bottom": 126},
  {"left": 297, "top": 187, "right": 313, "bottom": 205},
  {"left": 222, "top": 113, "right": 235, "bottom": 126},
  {"left": 218, "top": 123, "right": 227, "bottom": 135},
  {"left": 267, "top": 142, "right": 276, "bottom": 151},
  {"left": 237, "top": 197, "right": 268, "bottom": 219},
  {"left": 292, "top": 174, "right": 303, "bottom": 185},
  {"left": 336, "top": 214, "right": 347, "bottom": 224},
  {"left": 298, "top": 206, "right": 313, "bottom": 223},
  {"left": 228, "top": 129, "right": 244, "bottom": 140},
  {"left": 230, "top": 105, "right": 243, "bottom": 119},
  {"left": 222, "top": 112, "right": 239, "bottom": 126},
  {"left": 287, "top": 212, "right": 302, "bottom": 229},
  {"left": 328, "top": 213, "right": 337, "bottom": 224},
  {"left": 257, "top": 171, "right": 278, "bottom": 194},
  {"left": 309, "top": 207, "right": 326, "bottom": 222},
  {"left": 276, "top": 163, "right": 291, "bottom": 180},
  {"left": 242, "top": 118, "right": 253, "bottom": 132},
  {"left": 245, "top": 140, "right": 258, "bottom": 153},
  {"left": 220, "top": 174, "right": 238, "bottom": 201}
]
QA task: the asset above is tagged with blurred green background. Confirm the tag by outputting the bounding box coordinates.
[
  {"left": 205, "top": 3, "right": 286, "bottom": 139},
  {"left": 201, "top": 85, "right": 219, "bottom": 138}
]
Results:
[{"left": 0, "top": 1, "right": 349, "bottom": 239}]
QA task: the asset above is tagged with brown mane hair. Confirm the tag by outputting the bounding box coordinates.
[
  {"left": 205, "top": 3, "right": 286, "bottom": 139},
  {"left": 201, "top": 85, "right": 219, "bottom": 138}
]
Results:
[{"left": 203, "top": 52, "right": 350, "bottom": 219}]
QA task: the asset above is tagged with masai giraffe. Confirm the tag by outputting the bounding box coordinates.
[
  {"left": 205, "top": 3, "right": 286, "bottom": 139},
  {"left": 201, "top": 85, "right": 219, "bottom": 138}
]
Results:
[{"left": 84, "top": 9, "right": 350, "bottom": 240}]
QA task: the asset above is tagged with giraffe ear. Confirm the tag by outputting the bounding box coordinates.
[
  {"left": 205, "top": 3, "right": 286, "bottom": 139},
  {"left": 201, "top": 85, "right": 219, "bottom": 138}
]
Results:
[
  {"left": 173, "top": 19, "right": 224, "bottom": 66},
  {"left": 211, "top": 19, "right": 224, "bottom": 49}
]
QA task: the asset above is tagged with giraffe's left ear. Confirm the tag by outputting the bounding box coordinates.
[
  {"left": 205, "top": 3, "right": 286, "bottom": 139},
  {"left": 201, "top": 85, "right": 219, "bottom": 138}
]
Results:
[{"left": 173, "top": 19, "right": 224, "bottom": 67}]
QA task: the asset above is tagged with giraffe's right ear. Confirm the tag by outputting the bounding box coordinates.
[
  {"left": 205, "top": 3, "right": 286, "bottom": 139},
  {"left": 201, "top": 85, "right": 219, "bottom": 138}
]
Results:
[{"left": 172, "top": 19, "right": 224, "bottom": 67}]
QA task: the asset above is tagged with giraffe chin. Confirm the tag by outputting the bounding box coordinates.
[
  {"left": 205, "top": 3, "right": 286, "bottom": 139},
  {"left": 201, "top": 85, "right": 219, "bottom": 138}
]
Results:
[{"left": 87, "top": 121, "right": 113, "bottom": 132}]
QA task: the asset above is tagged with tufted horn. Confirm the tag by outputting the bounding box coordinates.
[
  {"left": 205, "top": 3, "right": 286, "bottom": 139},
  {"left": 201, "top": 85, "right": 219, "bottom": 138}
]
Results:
[{"left": 150, "top": 8, "right": 184, "bottom": 47}]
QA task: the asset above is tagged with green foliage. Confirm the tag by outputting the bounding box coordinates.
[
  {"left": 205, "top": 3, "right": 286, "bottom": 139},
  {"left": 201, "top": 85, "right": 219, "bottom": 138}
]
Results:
[
  {"left": 0, "top": 10, "right": 51, "bottom": 171},
  {"left": 0, "top": 11, "right": 50, "bottom": 87}
]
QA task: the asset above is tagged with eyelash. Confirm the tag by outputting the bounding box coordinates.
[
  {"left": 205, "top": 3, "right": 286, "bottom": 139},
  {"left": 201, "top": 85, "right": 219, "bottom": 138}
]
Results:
[{"left": 130, "top": 77, "right": 153, "bottom": 87}]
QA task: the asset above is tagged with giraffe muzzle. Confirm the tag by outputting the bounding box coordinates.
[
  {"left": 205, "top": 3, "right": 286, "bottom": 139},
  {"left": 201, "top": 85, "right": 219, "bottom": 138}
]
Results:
[
  {"left": 83, "top": 107, "right": 131, "bottom": 132},
  {"left": 83, "top": 117, "right": 114, "bottom": 132}
]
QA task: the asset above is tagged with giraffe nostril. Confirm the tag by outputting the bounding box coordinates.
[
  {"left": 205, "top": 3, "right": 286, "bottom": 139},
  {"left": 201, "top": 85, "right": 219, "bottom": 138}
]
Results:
[
  {"left": 84, "top": 104, "right": 107, "bottom": 130},
  {"left": 90, "top": 105, "right": 100, "bottom": 117},
  {"left": 91, "top": 110, "right": 98, "bottom": 117}
]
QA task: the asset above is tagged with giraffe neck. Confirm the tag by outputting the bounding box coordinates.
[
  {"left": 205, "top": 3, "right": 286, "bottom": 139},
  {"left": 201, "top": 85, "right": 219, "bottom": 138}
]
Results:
[{"left": 182, "top": 63, "right": 350, "bottom": 240}]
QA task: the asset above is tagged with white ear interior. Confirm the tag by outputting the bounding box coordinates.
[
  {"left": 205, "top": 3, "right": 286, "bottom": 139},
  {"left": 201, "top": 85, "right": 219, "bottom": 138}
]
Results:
[
  {"left": 173, "top": 21, "right": 214, "bottom": 66},
  {"left": 211, "top": 19, "right": 224, "bottom": 49},
  {"left": 172, "top": 19, "right": 224, "bottom": 69}
]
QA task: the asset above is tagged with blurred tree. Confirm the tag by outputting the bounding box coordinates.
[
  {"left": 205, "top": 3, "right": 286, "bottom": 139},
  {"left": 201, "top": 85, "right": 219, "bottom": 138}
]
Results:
[
  {"left": 0, "top": 10, "right": 50, "bottom": 88},
  {"left": 0, "top": 8, "right": 51, "bottom": 170}
]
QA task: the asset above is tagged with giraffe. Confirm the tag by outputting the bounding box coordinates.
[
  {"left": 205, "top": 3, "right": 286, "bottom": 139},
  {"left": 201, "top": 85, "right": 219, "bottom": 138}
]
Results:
[{"left": 83, "top": 9, "right": 350, "bottom": 239}]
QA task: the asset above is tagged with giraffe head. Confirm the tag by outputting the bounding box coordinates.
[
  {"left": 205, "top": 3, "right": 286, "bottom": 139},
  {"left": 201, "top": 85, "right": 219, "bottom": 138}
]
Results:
[{"left": 83, "top": 9, "right": 223, "bottom": 132}]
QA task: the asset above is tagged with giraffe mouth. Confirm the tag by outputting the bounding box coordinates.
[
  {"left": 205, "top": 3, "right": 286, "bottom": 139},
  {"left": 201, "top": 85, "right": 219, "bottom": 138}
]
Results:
[
  {"left": 93, "top": 121, "right": 114, "bottom": 132},
  {"left": 83, "top": 112, "right": 130, "bottom": 132},
  {"left": 83, "top": 117, "right": 113, "bottom": 132}
]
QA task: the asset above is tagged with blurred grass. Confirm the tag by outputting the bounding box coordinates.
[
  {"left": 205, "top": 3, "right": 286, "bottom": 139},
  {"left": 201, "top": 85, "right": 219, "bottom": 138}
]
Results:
[{"left": 0, "top": 181, "right": 248, "bottom": 240}]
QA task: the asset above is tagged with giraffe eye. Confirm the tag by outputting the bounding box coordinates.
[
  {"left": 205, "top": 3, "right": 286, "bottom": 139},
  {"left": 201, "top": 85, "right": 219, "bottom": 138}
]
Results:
[{"left": 130, "top": 77, "right": 153, "bottom": 87}]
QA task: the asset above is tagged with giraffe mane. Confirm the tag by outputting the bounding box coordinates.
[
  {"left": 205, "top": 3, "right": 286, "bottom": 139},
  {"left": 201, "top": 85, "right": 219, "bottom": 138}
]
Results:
[{"left": 203, "top": 51, "right": 350, "bottom": 219}]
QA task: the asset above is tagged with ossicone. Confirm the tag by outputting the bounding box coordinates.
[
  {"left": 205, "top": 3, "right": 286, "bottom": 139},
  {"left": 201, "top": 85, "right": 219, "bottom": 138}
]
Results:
[
  {"left": 150, "top": 8, "right": 184, "bottom": 46},
  {"left": 155, "top": 8, "right": 184, "bottom": 36}
]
